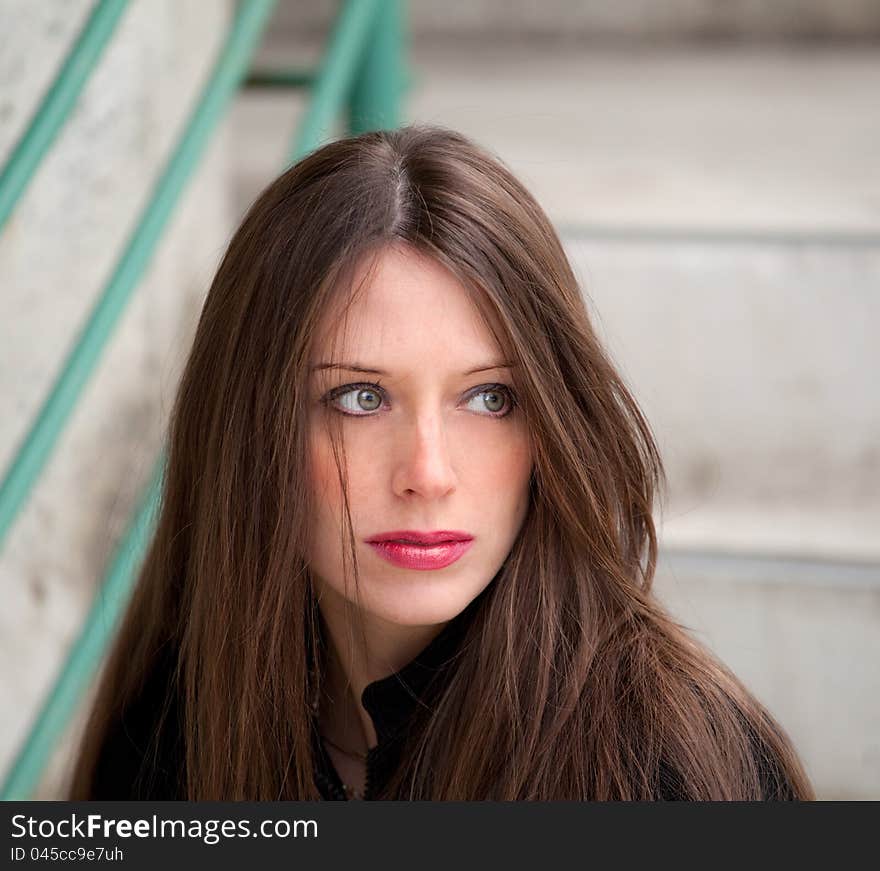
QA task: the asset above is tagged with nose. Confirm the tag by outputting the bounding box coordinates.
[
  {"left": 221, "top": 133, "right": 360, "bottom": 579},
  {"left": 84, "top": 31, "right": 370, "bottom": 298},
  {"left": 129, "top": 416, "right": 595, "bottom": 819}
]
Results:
[{"left": 391, "top": 410, "right": 458, "bottom": 500}]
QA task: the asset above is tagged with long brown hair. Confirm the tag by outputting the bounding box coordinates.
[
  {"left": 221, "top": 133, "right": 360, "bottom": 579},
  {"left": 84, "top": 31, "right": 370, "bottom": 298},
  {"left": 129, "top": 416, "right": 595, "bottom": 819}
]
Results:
[{"left": 68, "top": 124, "right": 813, "bottom": 800}]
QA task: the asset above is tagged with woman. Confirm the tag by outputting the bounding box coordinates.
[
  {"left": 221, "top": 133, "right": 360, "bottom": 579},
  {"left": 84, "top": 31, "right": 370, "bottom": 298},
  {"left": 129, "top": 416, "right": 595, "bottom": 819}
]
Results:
[{"left": 67, "top": 124, "right": 813, "bottom": 800}]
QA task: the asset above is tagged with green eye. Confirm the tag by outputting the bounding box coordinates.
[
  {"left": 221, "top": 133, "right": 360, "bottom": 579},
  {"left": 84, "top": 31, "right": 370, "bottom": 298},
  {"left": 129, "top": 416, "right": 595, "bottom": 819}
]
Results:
[
  {"left": 322, "top": 382, "right": 516, "bottom": 419},
  {"left": 465, "top": 385, "right": 514, "bottom": 417},
  {"left": 331, "top": 386, "right": 383, "bottom": 415}
]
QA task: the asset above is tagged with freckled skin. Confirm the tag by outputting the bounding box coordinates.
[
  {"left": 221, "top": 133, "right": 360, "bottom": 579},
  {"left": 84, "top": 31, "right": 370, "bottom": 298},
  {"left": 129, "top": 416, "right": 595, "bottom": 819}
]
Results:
[{"left": 307, "top": 245, "right": 533, "bottom": 634}]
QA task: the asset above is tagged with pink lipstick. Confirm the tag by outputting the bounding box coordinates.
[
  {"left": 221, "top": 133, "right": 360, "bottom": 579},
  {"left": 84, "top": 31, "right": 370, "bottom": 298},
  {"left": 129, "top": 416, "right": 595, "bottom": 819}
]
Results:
[{"left": 365, "top": 530, "right": 474, "bottom": 571}]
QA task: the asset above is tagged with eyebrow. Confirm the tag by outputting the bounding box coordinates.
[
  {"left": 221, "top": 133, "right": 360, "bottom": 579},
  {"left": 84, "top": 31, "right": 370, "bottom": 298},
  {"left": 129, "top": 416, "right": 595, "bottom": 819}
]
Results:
[{"left": 310, "top": 361, "right": 515, "bottom": 376}]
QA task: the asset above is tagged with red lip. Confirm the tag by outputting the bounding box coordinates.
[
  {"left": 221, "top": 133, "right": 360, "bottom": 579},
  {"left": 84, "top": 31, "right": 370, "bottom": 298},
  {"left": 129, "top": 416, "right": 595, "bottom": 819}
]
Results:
[
  {"left": 365, "top": 530, "right": 474, "bottom": 571},
  {"left": 367, "top": 539, "right": 473, "bottom": 570}
]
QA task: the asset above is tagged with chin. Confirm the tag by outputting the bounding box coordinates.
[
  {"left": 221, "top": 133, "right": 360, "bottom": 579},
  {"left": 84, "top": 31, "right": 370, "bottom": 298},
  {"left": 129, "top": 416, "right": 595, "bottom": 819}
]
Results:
[{"left": 358, "top": 580, "right": 482, "bottom": 629}]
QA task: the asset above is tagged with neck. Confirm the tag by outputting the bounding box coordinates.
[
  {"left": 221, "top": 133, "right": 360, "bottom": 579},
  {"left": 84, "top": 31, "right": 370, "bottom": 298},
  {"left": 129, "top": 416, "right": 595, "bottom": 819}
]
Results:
[{"left": 314, "top": 582, "right": 447, "bottom": 752}]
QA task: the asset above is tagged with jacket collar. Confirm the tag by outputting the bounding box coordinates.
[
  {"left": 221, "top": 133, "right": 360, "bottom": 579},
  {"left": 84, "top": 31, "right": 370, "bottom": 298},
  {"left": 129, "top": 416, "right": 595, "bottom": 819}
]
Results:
[
  {"left": 311, "top": 600, "right": 479, "bottom": 799},
  {"left": 358, "top": 610, "right": 472, "bottom": 745}
]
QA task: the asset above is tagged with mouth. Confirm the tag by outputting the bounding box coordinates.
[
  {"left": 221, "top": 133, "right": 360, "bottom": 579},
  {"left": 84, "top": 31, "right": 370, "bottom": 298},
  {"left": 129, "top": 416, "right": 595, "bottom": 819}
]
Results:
[{"left": 365, "top": 530, "right": 474, "bottom": 570}]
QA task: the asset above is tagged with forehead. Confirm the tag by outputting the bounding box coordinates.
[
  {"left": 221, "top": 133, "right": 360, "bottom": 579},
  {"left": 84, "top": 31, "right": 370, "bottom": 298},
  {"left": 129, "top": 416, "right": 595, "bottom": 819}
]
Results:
[{"left": 312, "top": 245, "right": 504, "bottom": 366}]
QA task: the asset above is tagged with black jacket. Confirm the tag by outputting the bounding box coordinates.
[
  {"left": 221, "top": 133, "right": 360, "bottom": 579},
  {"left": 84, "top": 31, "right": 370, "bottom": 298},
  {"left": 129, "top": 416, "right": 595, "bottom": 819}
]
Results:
[
  {"left": 90, "top": 612, "right": 470, "bottom": 801},
  {"left": 313, "top": 612, "right": 469, "bottom": 800},
  {"left": 90, "top": 609, "right": 795, "bottom": 800}
]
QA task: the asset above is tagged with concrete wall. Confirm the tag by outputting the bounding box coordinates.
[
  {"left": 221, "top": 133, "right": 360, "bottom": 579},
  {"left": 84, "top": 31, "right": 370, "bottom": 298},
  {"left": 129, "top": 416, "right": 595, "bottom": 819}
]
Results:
[
  {"left": 0, "top": 0, "right": 236, "bottom": 798},
  {"left": 567, "top": 236, "right": 880, "bottom": 558},
  {"left": 655, "top": 553, "right": 879, "bottom": 800},
  {"left": 570, "top": 233, "right": 880, "bottom": 798}
]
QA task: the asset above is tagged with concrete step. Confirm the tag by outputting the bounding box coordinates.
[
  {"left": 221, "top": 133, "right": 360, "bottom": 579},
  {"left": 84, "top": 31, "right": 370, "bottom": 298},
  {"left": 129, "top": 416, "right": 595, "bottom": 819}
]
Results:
[
  {"left": 254, "top": 0, "right": 880, "bottom": 49},
  {"left": 654, "top": 548, "right": 880, "bottom": 800},
  {"left": 563, "top": 231, "right": 880, "bottom": 562},
  {"left": 407, "top": 43, "right": 880, "bottom": 234},
  {"left": 239, "top": 43, "right": 880, "bottom": 233}
]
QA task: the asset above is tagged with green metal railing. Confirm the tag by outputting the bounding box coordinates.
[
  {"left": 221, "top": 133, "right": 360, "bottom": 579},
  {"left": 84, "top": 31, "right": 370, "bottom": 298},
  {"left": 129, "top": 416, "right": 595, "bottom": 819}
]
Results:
[
  {"left": 0, "top": 0, "right": 406, "bottom": 800},
  {"left": 0, "top": 0, "right": 129, "bottom": 234}
]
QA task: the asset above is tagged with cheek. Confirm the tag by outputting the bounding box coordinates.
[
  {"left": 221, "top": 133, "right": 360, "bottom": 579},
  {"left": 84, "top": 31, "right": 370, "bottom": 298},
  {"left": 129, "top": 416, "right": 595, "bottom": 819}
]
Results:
[
  {"left": 307, "top": 426, "right": 375, "bottom": 537},
  {"left": 306, "top": 431, "right": 350, "bottom": 580},
  {"left": 465, "top": 421, "right": 533, "bottom": 503},
  {"left": 308, "top": 428, "right": 343, "bottom": 518}
]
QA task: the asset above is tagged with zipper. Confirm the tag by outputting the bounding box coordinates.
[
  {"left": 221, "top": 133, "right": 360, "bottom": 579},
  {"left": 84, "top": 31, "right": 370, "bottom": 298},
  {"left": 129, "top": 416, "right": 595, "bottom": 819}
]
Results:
[
  {"left": 315, "top": 762, "right": 350, "bottom": 800},
  {"left": 313, "top": 728, "right": 353, "bottom": 800}
]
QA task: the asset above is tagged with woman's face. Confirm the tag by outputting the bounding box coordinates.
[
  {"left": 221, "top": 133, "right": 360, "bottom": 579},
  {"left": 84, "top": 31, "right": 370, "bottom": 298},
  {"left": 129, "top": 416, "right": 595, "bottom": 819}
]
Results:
[{"left": 306, "top": 244, "right": 533, "bottom": 629}]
